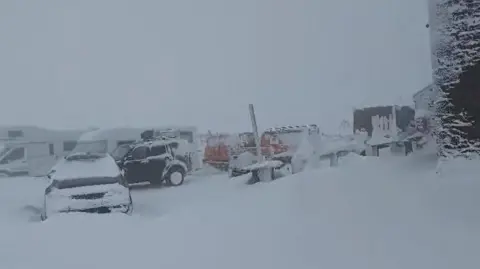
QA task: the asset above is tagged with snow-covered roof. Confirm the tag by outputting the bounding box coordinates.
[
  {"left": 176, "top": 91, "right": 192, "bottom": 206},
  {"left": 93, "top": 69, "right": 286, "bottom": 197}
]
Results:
[
  {"left": 78, "top": 127, "right": 143, "bottom": 141},
  {"left": 144, "top": 138, "right": 185, "bottom": 148},
  {"left": 78, "top": 126, "right": 197, "bottom": 142},
  {"left": 155, "top": 125, "right": 197, "bottom": 132},
  {"left": 264, "top": 124, "right": 319, "bottom": 133},
  {"left": 50, "top": 154, "right": 121, "bottom": 181}
]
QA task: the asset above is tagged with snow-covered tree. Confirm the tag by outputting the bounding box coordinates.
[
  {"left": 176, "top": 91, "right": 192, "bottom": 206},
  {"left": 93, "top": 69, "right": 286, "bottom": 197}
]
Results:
[{"left": 429, "top": 0, "right": 480, "bottom": 158}]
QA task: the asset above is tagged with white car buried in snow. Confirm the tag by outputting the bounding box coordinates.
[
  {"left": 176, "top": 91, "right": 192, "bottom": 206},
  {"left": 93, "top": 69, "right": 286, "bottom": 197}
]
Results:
[{"left": 41, "top": 152, "right": 133, "bottom": 220}]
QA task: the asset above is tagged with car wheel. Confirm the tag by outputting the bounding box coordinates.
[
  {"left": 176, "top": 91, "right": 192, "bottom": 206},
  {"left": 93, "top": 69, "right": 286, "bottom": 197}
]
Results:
[{"left": 165, "top": 166, "right": 185, "bottom": 187}]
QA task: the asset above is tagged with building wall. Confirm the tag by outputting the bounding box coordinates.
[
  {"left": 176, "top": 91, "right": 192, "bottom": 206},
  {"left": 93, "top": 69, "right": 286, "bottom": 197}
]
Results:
[
  {"left": 413, "top": 84, "right": 436, "bottom": 111},
  {"left": 353, "top": 106, "right": 415, "bottom": 137}
]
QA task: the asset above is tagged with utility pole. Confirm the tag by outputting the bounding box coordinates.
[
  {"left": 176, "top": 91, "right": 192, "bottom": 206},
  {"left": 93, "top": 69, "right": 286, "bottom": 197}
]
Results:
[{"left": 248, "top": 104, "right": 263, "bottom": 163}]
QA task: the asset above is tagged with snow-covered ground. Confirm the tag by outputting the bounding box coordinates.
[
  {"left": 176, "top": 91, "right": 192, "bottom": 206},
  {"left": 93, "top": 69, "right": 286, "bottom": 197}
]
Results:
[{"left": 0, "top": 152, "right": 479, "bottom": 269}]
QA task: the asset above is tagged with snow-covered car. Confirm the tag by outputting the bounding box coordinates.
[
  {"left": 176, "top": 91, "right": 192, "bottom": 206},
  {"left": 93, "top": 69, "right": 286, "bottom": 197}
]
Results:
[
  {"left": 118, "top": 137, "right": 189, "bottom": 186},
  {"left": 41, "top": 152, "right": 133, "bottom": 220}
]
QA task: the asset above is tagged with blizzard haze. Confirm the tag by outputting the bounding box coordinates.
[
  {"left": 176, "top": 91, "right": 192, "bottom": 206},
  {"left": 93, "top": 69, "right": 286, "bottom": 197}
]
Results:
[{"left": 0, "top": 0, "right": 431, "bottom": 132}]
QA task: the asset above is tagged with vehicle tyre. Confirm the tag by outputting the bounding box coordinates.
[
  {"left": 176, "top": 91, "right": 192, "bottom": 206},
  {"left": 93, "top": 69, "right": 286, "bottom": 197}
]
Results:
[{"left": 165, "top": 166, "right": 185, "bottom": 187}]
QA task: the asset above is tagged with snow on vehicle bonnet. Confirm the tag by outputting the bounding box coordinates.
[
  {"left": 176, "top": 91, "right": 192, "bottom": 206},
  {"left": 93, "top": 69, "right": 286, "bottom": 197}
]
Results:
[{"left": 50, "top": 153, "right": 121, "bottom": 181}]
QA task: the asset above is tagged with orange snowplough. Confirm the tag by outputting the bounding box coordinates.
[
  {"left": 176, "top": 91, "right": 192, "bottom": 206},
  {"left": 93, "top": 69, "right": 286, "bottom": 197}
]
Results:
[{"left": 203, "top": 125, "right": 320, "bottom": 172}]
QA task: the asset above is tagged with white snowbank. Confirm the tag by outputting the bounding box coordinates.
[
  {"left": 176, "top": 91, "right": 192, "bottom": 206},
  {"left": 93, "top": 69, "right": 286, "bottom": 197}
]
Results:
[
  {"left": 0, "top": 155, "right": 479, "bottom": 269},
  {"left": 319, "top": 135, "right": 364, "bottom": 156}
]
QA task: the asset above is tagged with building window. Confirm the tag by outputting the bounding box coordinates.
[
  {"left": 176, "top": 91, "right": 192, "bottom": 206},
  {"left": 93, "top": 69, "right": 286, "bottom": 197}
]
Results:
[
  {"left": 63, "top": 141, "right": 77, "bottom": 152},
  {"left": 8, "top": 130, "right": 24, "bottom": 139}
]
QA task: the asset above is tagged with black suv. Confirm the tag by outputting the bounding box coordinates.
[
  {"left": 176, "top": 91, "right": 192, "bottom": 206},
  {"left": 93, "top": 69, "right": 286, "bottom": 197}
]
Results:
[{"left": 118, "top": 138, "right": 188, "bottom": 186}]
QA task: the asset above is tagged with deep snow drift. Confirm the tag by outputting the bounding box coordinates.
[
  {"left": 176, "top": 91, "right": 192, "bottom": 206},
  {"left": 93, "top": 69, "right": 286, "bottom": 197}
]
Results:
[{"left": 0, "top": 152, "right": 479, "bottom": 269}]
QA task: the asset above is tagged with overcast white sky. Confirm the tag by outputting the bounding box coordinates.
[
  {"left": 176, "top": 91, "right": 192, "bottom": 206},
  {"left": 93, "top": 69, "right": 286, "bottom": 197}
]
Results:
[{"left": 0, "top": 0, "right": 431, "bottom": 133}]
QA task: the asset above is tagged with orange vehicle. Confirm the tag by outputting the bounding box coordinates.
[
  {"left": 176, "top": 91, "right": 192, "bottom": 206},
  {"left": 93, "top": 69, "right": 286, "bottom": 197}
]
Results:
[
  {"left": 202, "top": 132, "right": 255, "bottom": 170},
  {"left": 228, "top": 125, "right": 321, "bottom": 177},
  {"left": 204, "top": 125, "right": 320, "bottom": 172},
  {"left": 259, "top": 125, "right": 320, "bottom": 157},
  {"left": 203, "top": 133, "right": 231, "bottom": 170}
]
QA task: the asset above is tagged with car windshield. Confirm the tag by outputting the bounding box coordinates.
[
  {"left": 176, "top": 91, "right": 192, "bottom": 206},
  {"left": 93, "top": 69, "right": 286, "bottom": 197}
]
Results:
[
  {"left": 69, "top": 140, "right": 108, "bottom": 155},
  {"left": 111, "top": 144, "right": 131, "bottom": 160},
  {"left": 52, "top": 176, "right": 121, "bottom": 189}
]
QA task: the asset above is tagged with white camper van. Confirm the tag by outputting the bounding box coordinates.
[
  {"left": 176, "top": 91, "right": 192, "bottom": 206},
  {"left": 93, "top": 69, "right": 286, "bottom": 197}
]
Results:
[
  {"left": 0, "top": 126, "right": 86, "bottom": 177},
  {"left": 0, "top": 142, "right": 56, "bottom": 177},
  {"left": 0, "top": 141, "right": 64, "bottom": 177}
]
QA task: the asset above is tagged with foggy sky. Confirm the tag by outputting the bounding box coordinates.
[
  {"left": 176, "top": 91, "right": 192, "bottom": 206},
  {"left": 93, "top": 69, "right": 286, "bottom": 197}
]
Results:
[{"left": 0, "top": 0, "right": 432, "bottom": 133}]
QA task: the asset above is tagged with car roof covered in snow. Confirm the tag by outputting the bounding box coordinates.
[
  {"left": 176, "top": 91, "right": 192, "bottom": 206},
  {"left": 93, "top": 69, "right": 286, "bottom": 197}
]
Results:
[
  {"left": 130, "top": 137, "right": 186, "bottom": 148},
  {"left": 49, "top": 153, "right": 121, "bottom": 181}
]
